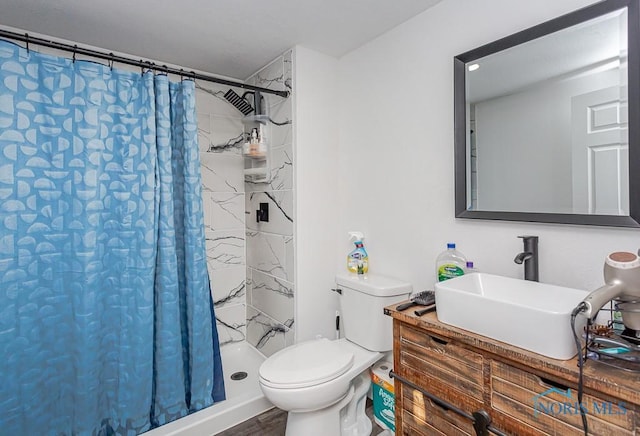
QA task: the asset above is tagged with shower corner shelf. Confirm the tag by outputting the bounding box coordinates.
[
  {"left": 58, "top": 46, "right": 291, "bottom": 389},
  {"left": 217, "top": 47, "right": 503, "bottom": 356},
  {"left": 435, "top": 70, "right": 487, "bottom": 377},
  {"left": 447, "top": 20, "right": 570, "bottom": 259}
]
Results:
[
  {"left": 242, "top": 114, "right": 271, "bottom": 183},
  {"left": 242, "top": 114, "right": 270, "bottom": 125},
  {"left": 243, "top": 153, "right": 271, "bottom": 182}
]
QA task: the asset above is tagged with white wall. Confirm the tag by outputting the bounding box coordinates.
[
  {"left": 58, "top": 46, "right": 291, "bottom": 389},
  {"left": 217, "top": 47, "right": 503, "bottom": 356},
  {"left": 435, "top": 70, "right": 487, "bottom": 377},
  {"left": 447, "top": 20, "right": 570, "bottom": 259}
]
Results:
[
  {"left": 336, "top": 0, "right": 640, "bottom": 295},
  {"left": 293, "top": 46, "right": 342, "bottom": 341}
]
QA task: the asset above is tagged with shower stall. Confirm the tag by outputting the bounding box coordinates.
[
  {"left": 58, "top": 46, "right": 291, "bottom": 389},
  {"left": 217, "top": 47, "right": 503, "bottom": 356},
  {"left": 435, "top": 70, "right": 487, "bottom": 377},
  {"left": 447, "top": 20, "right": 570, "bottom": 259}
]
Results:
[{"left": 145, "top": 51, "right": 295, "bottom": 435}]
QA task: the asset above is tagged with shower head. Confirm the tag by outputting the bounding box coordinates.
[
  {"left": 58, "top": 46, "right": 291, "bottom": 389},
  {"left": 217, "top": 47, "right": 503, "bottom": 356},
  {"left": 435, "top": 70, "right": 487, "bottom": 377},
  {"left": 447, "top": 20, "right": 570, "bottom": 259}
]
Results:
[{"left": 223, "top": 89, "right": 253, "bottom": 116}]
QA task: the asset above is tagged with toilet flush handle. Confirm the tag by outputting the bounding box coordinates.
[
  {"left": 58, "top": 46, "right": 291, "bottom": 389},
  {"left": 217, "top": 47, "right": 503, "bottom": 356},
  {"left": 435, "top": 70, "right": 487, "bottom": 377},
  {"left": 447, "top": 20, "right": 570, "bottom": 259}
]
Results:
[{"left": 331, "top": 288, "right": 342, "bottom": 295}]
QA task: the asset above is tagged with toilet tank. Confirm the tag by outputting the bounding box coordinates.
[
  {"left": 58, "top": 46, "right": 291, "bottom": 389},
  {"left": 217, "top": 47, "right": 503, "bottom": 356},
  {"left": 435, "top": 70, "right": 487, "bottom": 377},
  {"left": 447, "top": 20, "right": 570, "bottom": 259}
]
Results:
[{"left": 336, "top": 273, "right": 412, "bottom": 352}]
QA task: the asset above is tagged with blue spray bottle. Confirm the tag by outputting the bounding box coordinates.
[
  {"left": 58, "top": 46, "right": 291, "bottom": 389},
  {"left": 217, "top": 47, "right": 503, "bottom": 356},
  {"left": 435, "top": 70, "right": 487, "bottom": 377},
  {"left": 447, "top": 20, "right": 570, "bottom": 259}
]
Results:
[{"left": 347, "top": 231, "right": 369, "bottom": 275}]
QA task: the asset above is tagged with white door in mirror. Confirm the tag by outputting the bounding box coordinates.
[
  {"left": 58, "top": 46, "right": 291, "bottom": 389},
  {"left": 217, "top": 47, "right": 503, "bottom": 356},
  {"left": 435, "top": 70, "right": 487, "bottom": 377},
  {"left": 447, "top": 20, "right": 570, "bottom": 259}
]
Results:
[{"left": 572, "top": 86, "right": 628, "bottom": 215}]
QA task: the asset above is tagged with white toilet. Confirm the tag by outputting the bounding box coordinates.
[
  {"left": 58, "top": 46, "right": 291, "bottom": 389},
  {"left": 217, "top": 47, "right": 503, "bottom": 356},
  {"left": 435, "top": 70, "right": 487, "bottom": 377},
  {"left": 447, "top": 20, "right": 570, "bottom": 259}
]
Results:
[{"left": 258, "top": 273, "right": 412, "bottom": 436}]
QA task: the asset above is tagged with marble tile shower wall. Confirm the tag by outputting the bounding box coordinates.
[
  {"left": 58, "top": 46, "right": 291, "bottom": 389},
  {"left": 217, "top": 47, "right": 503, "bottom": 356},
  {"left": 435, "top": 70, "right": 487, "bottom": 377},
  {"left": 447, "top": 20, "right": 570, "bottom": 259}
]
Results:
[
  {"left": 196, "top": 81, "right": 248, "bottom": 348},
  {"left": 196, "top": 51, "right": 294, "bottom": 357},
  {"left": 245, "top": 51, "right": 295, "bottom": 357}
]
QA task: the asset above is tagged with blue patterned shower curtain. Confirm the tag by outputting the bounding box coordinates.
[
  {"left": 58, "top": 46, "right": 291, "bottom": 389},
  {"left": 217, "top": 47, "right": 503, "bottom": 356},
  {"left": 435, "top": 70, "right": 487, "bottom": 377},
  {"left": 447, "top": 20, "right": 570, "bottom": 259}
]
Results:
[{"left": 0, "top": 40, "right": 224, "bottom": 435}]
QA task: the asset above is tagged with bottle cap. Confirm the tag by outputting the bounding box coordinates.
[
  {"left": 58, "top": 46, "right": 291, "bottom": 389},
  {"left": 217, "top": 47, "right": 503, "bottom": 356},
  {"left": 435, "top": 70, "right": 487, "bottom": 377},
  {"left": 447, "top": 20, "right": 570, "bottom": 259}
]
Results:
[
  {"left": 447, "top": 243, "right": 456, "bottom": 249},
  {"left": 466, "top": 261, "right": 474, "bottom": 268}
]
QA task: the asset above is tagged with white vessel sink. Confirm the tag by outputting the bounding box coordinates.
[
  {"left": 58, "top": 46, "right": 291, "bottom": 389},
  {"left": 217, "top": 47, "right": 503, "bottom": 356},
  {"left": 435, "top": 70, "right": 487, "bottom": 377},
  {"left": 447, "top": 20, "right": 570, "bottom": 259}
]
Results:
[{"left": 435, "top": 273, "right": 589, "bottom": 360}]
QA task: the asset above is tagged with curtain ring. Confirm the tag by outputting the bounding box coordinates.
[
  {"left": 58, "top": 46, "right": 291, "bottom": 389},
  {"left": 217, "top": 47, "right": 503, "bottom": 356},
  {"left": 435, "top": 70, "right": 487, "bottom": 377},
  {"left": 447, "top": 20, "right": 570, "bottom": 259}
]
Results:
[
  {"left": 72, "top": 45, "right": 77, "bottom": 63},
  {"left": 109, "top": 52, "right": 114, "bottom": 71},
  {"left": 179, "top": 68, "right": 184, "bottom": 81},
  {"left": 24, "top": 33, "right": 29, "bottom": 53}
]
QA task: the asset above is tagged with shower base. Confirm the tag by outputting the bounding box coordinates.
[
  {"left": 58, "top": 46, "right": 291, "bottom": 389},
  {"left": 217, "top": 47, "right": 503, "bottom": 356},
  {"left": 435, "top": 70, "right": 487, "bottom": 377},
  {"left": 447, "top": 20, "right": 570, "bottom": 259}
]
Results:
[{"left": 143, "top": 341, "right": 272, "bottom": 436}]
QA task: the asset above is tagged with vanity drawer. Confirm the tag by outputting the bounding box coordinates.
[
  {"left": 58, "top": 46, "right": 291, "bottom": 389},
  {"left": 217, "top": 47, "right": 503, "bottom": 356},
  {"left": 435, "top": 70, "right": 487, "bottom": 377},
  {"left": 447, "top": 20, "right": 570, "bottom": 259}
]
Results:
[
  {"left": 401, "top": 385, "right": 474, "bottom": 436},
  {"left": 490, "top": 360, "right": 634, "bottom": 435},
  {"left": 398, "top": 323, "right": 485, "bottom": 410}
]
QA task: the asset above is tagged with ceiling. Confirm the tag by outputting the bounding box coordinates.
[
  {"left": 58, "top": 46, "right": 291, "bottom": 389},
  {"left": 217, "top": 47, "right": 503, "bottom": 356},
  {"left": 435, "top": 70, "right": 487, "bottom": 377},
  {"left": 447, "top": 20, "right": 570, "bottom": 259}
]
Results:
[
  {"left": 0, "top": 0, "right": 442, "bottom": 80},
  {"left": 467, "top": 9, "right": 627, "bottom": 102}
]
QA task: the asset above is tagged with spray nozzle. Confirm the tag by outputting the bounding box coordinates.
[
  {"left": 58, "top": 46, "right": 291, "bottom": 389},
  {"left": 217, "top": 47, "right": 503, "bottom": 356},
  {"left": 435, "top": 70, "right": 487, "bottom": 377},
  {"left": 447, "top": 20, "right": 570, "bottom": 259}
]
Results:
[{"left": 348, "top": 231, "right": 364, "bottom": 243}]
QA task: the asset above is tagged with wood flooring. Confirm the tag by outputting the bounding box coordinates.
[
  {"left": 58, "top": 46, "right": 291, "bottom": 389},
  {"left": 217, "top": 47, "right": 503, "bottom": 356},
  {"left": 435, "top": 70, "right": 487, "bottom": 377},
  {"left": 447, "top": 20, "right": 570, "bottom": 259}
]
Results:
[{"left": 217, "top": 398, "right": 387, "bottom": 436}]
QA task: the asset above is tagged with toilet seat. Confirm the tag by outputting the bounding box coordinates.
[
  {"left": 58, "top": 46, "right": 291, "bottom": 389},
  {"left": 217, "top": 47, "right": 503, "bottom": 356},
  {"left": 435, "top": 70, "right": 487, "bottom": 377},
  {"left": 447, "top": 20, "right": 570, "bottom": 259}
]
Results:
[{"left": 259, "top": 338, "right": 354, "bottom": 389}]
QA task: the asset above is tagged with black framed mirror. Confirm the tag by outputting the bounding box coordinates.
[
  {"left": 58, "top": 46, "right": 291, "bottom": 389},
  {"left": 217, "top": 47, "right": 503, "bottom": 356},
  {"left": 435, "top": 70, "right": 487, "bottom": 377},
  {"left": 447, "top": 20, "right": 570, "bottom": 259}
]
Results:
[{"left": 454, "top": 0, "right": 639, "bottom": 227}]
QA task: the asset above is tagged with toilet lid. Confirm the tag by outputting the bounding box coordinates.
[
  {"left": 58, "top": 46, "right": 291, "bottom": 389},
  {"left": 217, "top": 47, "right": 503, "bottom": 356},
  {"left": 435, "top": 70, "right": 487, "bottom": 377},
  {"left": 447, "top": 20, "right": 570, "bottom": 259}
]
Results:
[{"left": 259, "top": 338, "right": 354, "bottom": 388}]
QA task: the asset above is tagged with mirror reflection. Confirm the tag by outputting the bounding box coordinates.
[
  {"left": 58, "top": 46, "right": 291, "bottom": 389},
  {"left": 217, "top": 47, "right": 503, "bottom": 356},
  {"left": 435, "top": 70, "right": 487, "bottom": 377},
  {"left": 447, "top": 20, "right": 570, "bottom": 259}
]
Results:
[{"left": 465, "top": 9, "right": 628, "bottom": 216}]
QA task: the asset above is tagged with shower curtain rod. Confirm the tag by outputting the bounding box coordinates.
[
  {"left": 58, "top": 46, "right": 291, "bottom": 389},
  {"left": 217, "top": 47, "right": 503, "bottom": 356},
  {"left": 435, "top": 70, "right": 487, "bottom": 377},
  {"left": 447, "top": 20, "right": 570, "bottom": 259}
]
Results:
[{"left": 0, "top": 28, "right": 290, "bottom": 98}]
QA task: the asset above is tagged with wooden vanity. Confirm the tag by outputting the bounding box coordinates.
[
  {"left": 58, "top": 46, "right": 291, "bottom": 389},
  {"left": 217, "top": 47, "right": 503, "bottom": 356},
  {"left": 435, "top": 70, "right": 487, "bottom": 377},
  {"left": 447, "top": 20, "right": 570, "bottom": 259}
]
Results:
[{"left": 386, "top": 305, "right": 640, "bottom": 435}]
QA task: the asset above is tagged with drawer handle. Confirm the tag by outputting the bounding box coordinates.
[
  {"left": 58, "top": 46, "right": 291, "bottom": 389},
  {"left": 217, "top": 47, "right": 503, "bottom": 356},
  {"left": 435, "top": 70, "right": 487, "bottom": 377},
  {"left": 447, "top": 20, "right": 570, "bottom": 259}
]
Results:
[
  {"left": 430, "top": 335, "right": 449, "bottom": 346},
  {"left": 539, "top": 376, "right": 570, "bottom": 392}
]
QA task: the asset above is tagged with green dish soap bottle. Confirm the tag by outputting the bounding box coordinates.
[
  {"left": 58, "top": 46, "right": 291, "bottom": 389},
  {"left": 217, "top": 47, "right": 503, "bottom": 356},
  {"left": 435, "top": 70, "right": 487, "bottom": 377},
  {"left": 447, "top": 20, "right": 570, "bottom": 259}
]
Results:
[
  {"left": 347, "top": 232, "right": 369, "bottom": 275},
  {"left": 436, "top": 242, "right": 467, "bottom": 282}
]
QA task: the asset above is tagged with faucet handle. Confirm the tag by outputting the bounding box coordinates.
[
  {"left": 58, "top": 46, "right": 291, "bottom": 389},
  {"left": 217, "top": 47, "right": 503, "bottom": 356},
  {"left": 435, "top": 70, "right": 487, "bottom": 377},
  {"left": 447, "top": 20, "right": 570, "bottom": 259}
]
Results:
[{"left": 518, "top": 235, "right": 539, "bottom": 240}]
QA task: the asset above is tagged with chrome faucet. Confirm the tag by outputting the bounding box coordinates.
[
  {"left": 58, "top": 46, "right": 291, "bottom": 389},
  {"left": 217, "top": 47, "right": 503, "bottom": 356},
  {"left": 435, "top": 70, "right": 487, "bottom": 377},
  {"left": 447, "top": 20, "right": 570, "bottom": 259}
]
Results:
[{"left": 514, "top": 235, "right": 539, "bottom": 282}]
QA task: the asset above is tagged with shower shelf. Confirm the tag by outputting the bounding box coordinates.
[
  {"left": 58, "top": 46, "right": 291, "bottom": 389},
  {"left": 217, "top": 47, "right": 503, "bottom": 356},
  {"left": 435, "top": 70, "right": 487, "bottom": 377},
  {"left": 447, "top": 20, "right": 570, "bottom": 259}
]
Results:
[
  {"left": 243, "top": 156, "right": 270, "bottom": 182},
  {"left": 242, "top": 114, "right": 270, "bottom": 125},
  {"left": 244, "top": 167, "right": 268, "bottom": 177},
  {"left": 242, "top": 114, "right": 271, "bottom": 183},
  {"left": 245, "top": 152, "right": 267, "bottom": 160}
]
